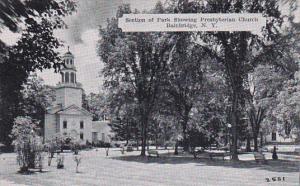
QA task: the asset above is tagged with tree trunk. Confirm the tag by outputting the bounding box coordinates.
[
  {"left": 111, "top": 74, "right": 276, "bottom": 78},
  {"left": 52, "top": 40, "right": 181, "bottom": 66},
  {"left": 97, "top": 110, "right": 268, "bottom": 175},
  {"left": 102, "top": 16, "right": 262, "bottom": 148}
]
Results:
[
  {"left": 260, "top": 132, "right": 264, "bottom": 148},
  {"left": 174, "top": 141, "right": 178, "bottom": 155},
  {"left": 140, "top": 115, "right": 148, "bottom": 156},
  {"left": 246, "top": 135, "right": 251, "bottom": 152},
  {"left": 182, "top": 107, "right": 191, "bottom": 152},
  {"left": 182, "top": 123, "right": 188, "bottom": 151},
  {"left": 230, "top": 93, "right": 239, "bottom": 160},
  {"left": 155, "top": 135, "right": 158, "bottom": 150},
  {"left": 253, "top": 135, "right": 258, "bottom": 152},
  {"left": 136, "top": 138, "right": 139, "bottom": 151},
  {"left": 147, "top": 140, "right": 150, "bottom": 150}
]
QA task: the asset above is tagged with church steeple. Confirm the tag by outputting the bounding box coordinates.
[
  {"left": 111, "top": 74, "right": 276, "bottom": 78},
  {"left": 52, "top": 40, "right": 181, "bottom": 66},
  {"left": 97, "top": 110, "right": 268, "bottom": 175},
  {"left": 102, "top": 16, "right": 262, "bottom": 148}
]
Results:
[
  {"left": 60, "top": 47, "right": 77, "bottom": 85},
  {"left": 56, "top": 47, "right": 83, "bottom": 108}
]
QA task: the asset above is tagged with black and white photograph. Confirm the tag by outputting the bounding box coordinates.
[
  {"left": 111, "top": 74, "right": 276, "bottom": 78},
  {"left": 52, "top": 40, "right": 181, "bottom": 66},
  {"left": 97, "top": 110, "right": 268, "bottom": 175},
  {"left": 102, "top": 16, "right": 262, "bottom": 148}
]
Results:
[{"left": 0, "top": 0, "right": 300, "bottom": 185}]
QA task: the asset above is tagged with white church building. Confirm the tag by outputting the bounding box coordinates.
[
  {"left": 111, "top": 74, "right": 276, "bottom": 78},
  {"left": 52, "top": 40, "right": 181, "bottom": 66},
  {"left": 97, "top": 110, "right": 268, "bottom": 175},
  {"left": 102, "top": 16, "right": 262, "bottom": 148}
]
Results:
[{"left": 44, "top": 49, "right": 113, "bottom": 144}]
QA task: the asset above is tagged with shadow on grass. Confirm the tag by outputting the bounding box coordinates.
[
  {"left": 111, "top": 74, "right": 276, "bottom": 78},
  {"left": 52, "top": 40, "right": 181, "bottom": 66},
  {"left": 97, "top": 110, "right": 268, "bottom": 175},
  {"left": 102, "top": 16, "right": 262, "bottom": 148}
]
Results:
[
  {"left": 112, "top": 153, "right": 299, "bottom": 173},
  {"left": 17, "top": 169, "right": 50, "bottom": 175}
]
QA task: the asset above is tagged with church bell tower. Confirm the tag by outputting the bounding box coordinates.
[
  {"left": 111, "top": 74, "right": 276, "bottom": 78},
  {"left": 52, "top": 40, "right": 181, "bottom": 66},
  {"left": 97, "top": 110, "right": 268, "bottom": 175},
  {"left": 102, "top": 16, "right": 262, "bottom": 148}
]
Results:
[{"left": 56, "top": 47, "right": 83, "bottom": 108}]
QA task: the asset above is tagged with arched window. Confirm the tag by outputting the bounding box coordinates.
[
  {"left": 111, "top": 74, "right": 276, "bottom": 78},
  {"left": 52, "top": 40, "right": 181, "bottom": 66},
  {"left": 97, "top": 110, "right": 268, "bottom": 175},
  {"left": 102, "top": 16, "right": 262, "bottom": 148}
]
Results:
[
  {"left": 71, "top": 72, "right": 75, "bottom": 83},
  {"left": 61, "top": 72, "right": 64, "bottom": 82},
  {"left": 65, "top": 72, "right": 69, "bottom": 83},
  {"left": 70, "top": 59, "right": 73, "bottom": 65}
]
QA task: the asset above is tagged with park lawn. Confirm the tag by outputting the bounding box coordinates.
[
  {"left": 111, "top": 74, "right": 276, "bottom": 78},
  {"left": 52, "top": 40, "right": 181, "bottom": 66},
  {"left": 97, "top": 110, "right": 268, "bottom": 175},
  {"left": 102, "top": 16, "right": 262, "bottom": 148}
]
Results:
[{"left": 0, "top": 148, "right": 299, "bottom": 186}]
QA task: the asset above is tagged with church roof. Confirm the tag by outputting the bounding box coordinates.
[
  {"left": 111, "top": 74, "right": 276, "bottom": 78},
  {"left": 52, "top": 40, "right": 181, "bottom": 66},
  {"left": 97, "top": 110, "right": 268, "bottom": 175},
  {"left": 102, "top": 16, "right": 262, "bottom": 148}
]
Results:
[
  {"left": 65, "top": 51, "right": 73, "bottom": 55},
  {"left": 64, "top": 46, "right": 73, "bottom": 56},
  {"left": 47, "top": 104, "right": 92, "bottom": 117},
  {"left": 57, "top": 104, "right": 93, "bottom": 116}
]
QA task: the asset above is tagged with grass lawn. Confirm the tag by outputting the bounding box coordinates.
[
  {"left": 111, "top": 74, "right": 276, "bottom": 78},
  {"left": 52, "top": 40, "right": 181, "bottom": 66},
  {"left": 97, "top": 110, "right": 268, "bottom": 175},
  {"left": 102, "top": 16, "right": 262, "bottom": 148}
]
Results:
[{"left": 0, "top": 148, "right": 299, "bottom": 186}]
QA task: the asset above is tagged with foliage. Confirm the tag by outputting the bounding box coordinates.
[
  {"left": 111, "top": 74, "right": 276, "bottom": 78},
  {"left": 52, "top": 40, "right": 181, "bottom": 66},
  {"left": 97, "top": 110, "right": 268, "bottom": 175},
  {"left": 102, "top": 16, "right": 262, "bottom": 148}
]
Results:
[
  {"left": 273, "top": 72, "right": 300, "bottom": 139},
  {"left": 0, "top": 0, "right": 76, "bottom": 146},
  {"left": 0, "top": 0, "right": 76, "bottom": 33},
  {"left": 246, "top": 65, "right": 289, "bottom": 150},
  {"left": 84, "top": 92, "right": 110, "bottom": 121},
  {"left": 98, "top": 4, "right": 177, "bottom": 156},
  {"left": 21, "top": 74, "right": 55, "bottom": 131},
  {"left": 109, "top": 101, "right": 140, "bottom": 144},
  {"left": 187, "top": 66, "right": 229, "bottom": 148},
  {"left": 10, "top": 116, "right": 43, "bottom": 172},
  {"left": 93, "top": 141, "right": 111, "bottom": 148},
  {"left": 166, "top": 0, "right": 298, "bottom": 160},
  {"left": 163, "top": 31, "right": 208, "bottom": 151}
]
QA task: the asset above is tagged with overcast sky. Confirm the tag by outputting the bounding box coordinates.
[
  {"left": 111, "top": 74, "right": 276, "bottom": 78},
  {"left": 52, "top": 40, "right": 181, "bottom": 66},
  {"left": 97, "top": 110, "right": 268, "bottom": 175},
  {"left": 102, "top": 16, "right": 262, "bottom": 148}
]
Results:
[
  {"left": 1, "top": 0, "right": 299, "bottom": 94},
  {"left": 39, "top": 0, "right": 159, "bottom": 94}
]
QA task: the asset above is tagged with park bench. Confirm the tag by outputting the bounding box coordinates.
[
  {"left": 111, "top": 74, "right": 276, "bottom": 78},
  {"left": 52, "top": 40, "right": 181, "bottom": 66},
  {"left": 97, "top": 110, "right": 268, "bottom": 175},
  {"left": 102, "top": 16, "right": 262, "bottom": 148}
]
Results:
[
  {"left": 194, "top": 150, "right": 231, "bottom": 160},
  {"left": 148, "top": 150, "right": 159, "bottom": 157},
  {"left": 254, "top": 152, "right": 267, "bottom": 164},
  {"left": 209, "top": 152, "right": 231, "bottom": 160}
]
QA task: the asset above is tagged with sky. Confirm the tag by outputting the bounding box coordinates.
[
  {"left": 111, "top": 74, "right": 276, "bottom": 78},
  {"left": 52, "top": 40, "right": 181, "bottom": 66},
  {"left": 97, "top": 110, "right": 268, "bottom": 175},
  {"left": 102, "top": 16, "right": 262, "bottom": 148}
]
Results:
[
  {"left": 1, "top": 0, "right": 159, "bottom": 94},
  {"left": 1, "top": 0, "right": 299, "bottom": 94},
  {"left": 38, "top": 0, "right": 159, "bottom": 94}
]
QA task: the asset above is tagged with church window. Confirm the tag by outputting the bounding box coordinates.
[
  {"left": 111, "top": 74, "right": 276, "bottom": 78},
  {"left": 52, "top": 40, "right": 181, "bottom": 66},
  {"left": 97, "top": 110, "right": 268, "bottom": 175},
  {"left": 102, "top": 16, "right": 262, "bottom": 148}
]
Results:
[
  {"left": 80, "top": 121, "right": 84, "bottom": 129},
  {"left": 71, "top": 72, "right": 75, "bottom": 83},
  {"left": 70, "top": 59, "right": 73, "bottom": 65},
  {"left": 65, "top": 72, "right": 69, "bottom": 83},
  {"left": 63, "top": 121, "right": 67, "bottom": 129},
  {"left": 80, "top": 132, "right": 84, "bottom": 140},
  {"left": 272, "top": 132, "right": 276, "bottom": 141}
]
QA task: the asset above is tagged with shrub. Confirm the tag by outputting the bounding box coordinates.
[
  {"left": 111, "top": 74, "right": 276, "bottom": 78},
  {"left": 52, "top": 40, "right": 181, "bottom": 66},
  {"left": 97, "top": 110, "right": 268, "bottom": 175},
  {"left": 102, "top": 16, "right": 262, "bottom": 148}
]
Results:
[
  {"left": 96, "top": 141, "right": 111, "bottom": 148},
  {"left": 73, "top": 154, "right": 82, "bottom": 173},
  {"left": 56, "top": 153, "right": 64, "bottom": 169},
  {"left": 10, "top": 116, "right": 43, "bottom": 172}
]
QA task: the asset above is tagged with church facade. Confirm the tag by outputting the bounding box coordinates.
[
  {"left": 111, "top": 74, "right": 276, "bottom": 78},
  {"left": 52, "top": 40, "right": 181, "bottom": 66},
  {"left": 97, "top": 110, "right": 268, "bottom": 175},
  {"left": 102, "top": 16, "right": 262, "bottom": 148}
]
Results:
[{"left": 44, "top": 49, "right": 112, "bottom": 144}]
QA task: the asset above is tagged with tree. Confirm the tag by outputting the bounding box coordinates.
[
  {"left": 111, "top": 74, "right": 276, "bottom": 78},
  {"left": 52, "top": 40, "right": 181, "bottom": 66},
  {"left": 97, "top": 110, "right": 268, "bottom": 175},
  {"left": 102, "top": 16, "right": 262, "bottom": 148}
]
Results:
[
  {"left": 84, "top": 92, "right": 110, "bottom": 121},
  {"left": 21, "top": 74, "right": 55, "bottom": 133},
  {"left": 0, "top": 0, "right": 76, "bottom": 34},
  {"left": 98, "top": 5, "right": 177, "bottom": 156},
  {"left": 246, "top": 65, "right": 289, "bottom": 151},
  {"left": 10, "top": 116, "right": 43, "bottom": 172},
  {"left": 0, "top": 0, "right": 76, "bottom": 146},
  {"left": 170, "top": 0, "right": 298, "bottom": 160},
  {"left": 164, "top": 32, "right": 207, "bottom": 151},
  {"left": 188, "top": 67, "right": 229, "bottom": 149},
  {"left": 273, "top": 73, "right": 300, "bottom": 140}
]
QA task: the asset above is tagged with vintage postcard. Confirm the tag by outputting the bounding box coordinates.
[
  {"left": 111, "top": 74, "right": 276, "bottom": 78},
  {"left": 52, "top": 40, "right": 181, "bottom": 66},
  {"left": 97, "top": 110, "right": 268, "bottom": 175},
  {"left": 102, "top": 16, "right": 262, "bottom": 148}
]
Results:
[{"left": 0, "top": 0, "right": 299, "bottom": 185}]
